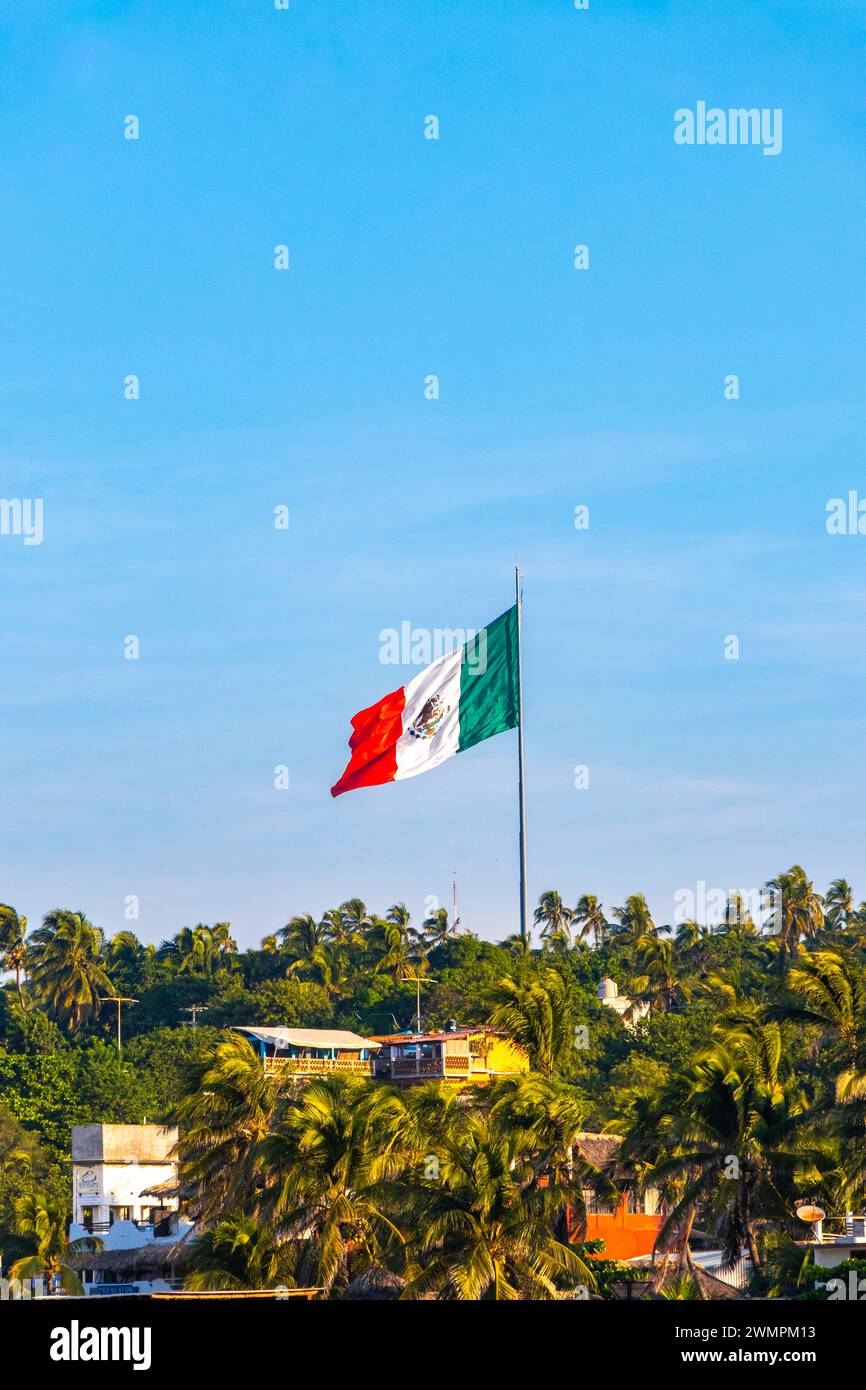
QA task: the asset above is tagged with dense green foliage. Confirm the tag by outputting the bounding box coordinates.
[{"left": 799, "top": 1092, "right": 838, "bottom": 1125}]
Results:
[{"left": 1, "top": 867, "right": 865, "bottom": 1297}]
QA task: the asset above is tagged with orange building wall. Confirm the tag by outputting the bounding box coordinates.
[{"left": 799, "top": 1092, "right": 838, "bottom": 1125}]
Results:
[{"left": 571, "top": 1195, "right": 663, "bottom": 1262}]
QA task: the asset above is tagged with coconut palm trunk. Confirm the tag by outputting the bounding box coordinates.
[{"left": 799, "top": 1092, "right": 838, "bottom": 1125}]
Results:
[{"left": 741, "top": 1175, "right": 762, "bottom": 1270}]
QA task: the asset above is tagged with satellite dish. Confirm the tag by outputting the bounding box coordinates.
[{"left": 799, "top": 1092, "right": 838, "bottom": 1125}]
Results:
[{"left": 796, "top": 1204, "right": 826, "bottom": 1224}]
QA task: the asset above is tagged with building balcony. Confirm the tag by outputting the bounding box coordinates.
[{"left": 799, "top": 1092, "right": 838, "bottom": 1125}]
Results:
[
  {"left": 262, "top": 1056, "right": 374, "bottom": 1077},
  {"left": 235, "top": 1027, "right": 380, "bottom": 1078},
  {"left": 799, "top": 1215, "right": 866, "bottom": 1245},
  {"left": 372, "top": 1027, "right": 529, "bottom": 1086},
  {"left": 795, "top": 1214, "right": 866, "bottom": 1268},
  {"left": 74, "top": 1219, "right": 156, "bottom": 1236},
  {"left": 388, "top": 1055, "right": 472, "bottom": 1079},
  {"left": 69, "top": 1216, "right": 193, "bottom": 1251}
]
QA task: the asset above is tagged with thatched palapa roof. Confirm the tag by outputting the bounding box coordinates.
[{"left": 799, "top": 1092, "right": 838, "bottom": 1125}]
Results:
[
  {"left": 342, "top": 1266, "right": 406, "bottom": 1301},
  {"left": 69, "top": 1240, "right": 190, "bottom": 1275}
]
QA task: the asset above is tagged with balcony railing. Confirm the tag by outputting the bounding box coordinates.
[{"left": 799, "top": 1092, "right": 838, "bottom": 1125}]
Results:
[
  {"left": 388, "top": 1055, "right": 475, "bottom": 1078},
  {"left": 805, "top": 1216, "right": 866, "bottom": 1243},
  {"left": 263, "top": 1057, "right": 374, "bottom": 1076},
  {"left": 74, "top": 1219, "right": 171, "bottom": 1236},
  {"left": 392, "top": 1058, "right": 449, "bottom": 1077}
]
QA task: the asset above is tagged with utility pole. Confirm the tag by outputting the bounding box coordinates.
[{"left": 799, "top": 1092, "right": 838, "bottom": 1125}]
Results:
[
  {"left": 181, "top": 1003, "right": 209, "bottom": 1028},
  {"left": 99, "top": 995, "right": 137, "bottom": 1056},
  {"left": 515, "top": 563, "right": 528, "bottom": 943},
  {"left": 404, "top": 975, "right": 436, "bottom": 1034}
]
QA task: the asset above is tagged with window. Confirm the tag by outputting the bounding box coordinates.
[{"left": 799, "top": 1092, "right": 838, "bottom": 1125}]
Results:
[
  {"left": 141, "top": 1206, "right": 170, "bottom": 1229},
  {"left": 583, "top": 1189, "right": 617, "bottom": 1215},
  {"left": 109, "top": 1206, "right": 133, "bottom": 1225},
  {"left": 80, "top": 1206, "right": 95, "bottom": 1232}
]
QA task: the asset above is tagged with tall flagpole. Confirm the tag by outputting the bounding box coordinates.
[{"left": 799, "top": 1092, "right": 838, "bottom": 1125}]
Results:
[{"left": 515, "top": 563, "right": 529, "bottom": 943}]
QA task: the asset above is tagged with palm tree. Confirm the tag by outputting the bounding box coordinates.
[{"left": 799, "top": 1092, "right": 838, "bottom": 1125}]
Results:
[
  {"left": 674, "top": 919, "right": 706, "bottom": 957},
  {"left": 184, "top": 1212, "right": 298, "bottom": 1292},
  {"left": 764, "top": 866, "right": 824, "bottom": 968},
  {"left": 211, "top": 921, "right": 238, "bottom": 956},
  {"left": 612, "top": 893, "right": 658, "bottom": 945},
  {"left": 388, "top": 1077, "right": 468, "bottom": 1158},
  {"left": 170, "top": 1031, "right": 280, "bottom": 1226},
  {"left": 721, "top": 893, "right": 759, "bottom": 937},
  {"left": 762, "top": 1231, "right": 815, "bottom": 1299},
  {"left": 278, "top": 914, "right": 326, "bottom": 961},
  {"left": 823, "top": 879, "right": 855, "bottom": 935},
  {"left": 781, "top": 950, "right": 866, "bottom": 1054},
  {"left": 110, "top": 929, "right": 146, "bottom": 969},
  {"left": 26, "top": 910, "right": 113, "bottom": 1031},
  {"left": 488, "top": 1073, "right": 591, "bottom": 1240},
  {"left": 260, "top": 1073, "right": 405, "bottom": 1296},
  {"left": 0, "top": 904, "right": 28, "bottom": 1007},
  {"left": 629, "top": 937, "right": 686, "bottom": 1015},
  {"left": 501, "top": 933, "right": 532, "bottom": 958},
  {"left": 385, "top": 902, "right": 412, "bottom": 932},
  {"left": 533, "top": 891, "right": 575, "bottom": 949},
  {"left": 303, "top": 942, "right": 353, "bottom": 998},
  {"left": 402, "top": 1109, "right": 594, "bottom": 1300},
  {"left": 281, "top": 908, "right": 370, "bottom": 988},
  {"left": 108, "top": 929, "right": 156, "bottom": 993},
  {"left": 422, "top": 907, "right": 460, "bottom": 951},
  {"left": 339, "top": 898, "right": 374, "bottom": 940},
  {"left": 369, "top": 911, "right": 424, "bottom": 983},
  {"left": 691, "top": 971, "right": 741, "bottom": 1012},
  {"left": 487, "top": 969, "right": 574, "bottom": 1076},
  {"left": 319, "top": 908, "right": 353, "bottom": 948},
  {"left": 778, "top": 951, "right": 866, "bottom": 1108},
  {"left": 9, "top": 1193, "right": 92, "bottom": 1294},
  {"left": 0, "top": 1103, "right": 38, "bottom": 1174},
  {"left": 315, "top": 908, "right": 368, "bottom": 985},
  {"left": 637, "top": 1019, "right": 813, "bottom": 1269},
  {"left": 574, "top": 894, "right": 608, "bottom": 948},
  {"left": 657, "top": 1273, "right": 701, "bottom": 1300},
  {"left": 158, "top": 925, "right": 222, "bottom": 977}
]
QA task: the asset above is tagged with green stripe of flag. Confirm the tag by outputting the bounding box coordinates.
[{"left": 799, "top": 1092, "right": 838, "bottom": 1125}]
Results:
[{"left": 457, "top": 605, "right": 519, "bottom": 753}]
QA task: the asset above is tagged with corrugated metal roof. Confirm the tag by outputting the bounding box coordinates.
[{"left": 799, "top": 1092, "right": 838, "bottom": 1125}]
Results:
[
  {"left": 234, "top": 1026, "right": 380, "bottom": 1051},
  {"left": 371, "top": 1027, "right": 505, "bottom": 1044}
]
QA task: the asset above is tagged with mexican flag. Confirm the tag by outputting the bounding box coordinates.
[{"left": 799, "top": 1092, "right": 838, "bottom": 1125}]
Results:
[{"left": 331, "top": 605, "right": 519, "bottom": 797}]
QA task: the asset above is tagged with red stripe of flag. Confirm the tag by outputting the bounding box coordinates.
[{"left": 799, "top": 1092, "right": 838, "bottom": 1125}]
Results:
[{"left": 330, "top": 686, "right": 406, "bottom": 797}]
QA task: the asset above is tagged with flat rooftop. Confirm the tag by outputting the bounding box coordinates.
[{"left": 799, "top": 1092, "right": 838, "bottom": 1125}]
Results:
[{"left": 71, "top": 1124, "right": 177, "bottom": 1165}]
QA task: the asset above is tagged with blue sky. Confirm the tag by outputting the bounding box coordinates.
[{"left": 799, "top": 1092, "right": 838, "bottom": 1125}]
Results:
[{"left": 2, "top": 0, "right": 866, "bottom": 947}]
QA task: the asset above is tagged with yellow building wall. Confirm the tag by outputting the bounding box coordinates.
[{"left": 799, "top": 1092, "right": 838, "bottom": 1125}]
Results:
[{"left": 482, "top": 1035, "right": 530, "bottom": 1075}]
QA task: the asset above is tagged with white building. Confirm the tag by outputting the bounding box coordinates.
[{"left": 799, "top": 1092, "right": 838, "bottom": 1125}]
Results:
[
  {"left": 798, "top": 1213, "right": 866, "bottom": 1269},
  {"left": 597, "top": 978, "right": 650, "bottom": 1027},
  {"left": 69, "top": 1124, "right": 194, "bottom": 1296},
  {"left": 71, "top": 1123, "right": 179, "bottom": 1233}
]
